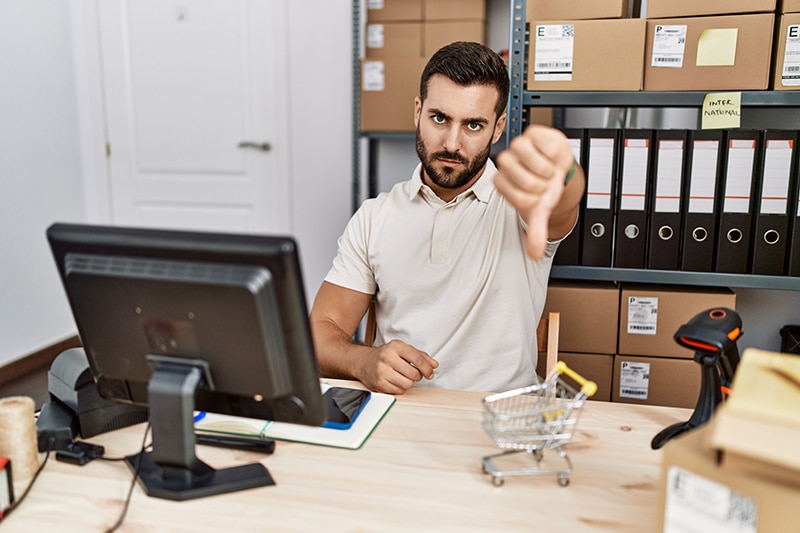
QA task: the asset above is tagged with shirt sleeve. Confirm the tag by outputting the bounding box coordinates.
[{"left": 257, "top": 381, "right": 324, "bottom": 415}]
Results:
[{"left": 324, "top": 201, "right": 378, "bottom": 295}]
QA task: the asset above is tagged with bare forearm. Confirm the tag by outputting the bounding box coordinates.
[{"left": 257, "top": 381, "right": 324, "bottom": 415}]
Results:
[{"left": 311, "top": 318, "right": 372, "bottom": 381}]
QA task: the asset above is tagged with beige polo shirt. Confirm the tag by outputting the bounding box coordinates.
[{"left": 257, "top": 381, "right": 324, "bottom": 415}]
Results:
[{"left": 325, "top": 159, "right": 558, "bottom": 393}]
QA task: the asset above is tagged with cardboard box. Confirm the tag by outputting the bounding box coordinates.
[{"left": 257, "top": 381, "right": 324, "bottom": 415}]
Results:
[
  {"left": 612, "top": 355, "right": 700, "bottom": 408},
  {"left": 527, "top": 19, "right": 646, "bottom": 91},
  {"left": 658, "top": 424, "right": 800, "bottom": 533},
  {"left": 423, "top": 21, "right": 485, "bottom": 57},
  {"left": 643, "top": 14, "right": 775, "bottom": 91},
  {"left": 528, "top": 0, "right": 630, "bottom": 21},
  {"left": 781, "top": 0, "right": 800, "bottom": 13},
  {"left": 365, "top": 22, "right": 423, "bottom": 59},
  {"left": 646, "top": 0, "right": 775, "bottom": 18},
  {"left": 425, "top": 0, "right": 485, "bottom": 21},
  {"left": 772, "top": 14, "right": 800, "bottom": 90},
  {"left": 366, "top": 0, "right": 423, "bottom": 22},
  {"left": 526, "top": 107, "right": 554, "bottom": 127},
  {"left": 539, "top": 352, "right": 613, "bottom": 402},
  {"left": 542, "top": 281, "right": 620, "bottom": 354},
  {"left": 360, "top": 56, "right": 427, "bottom": 132},
  {"left": 618, "top": 284, "right": 736, "bottom": 358},
  {"left": 708, "top": 348, "right": 800, "bottom": 487}
]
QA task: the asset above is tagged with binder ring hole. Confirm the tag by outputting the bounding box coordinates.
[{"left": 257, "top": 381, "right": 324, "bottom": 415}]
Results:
[
  {"left": 764, "top": 229, "right": 780, "bottom": 245},
  {"left": 726, "top": 228, "right": 743, "bottom": 244},
  {"left": 624, "top": 224, "right": 639, "bottom": 239},
  {"left": 692, "top": 227, "right": 707, "bottom": 243},
  {"left": 590, "top": 223, "right": 606, "bottom": 238},
  {"left": 657, "top": 226, "right": 673, "bottom": 241}
]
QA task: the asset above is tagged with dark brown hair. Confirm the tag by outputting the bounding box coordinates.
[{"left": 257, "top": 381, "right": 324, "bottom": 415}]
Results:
[{"left": 419, "top": 41, "right": 510, "bottom": 118}]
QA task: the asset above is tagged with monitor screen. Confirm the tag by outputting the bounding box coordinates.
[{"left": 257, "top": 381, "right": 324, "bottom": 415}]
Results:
[{"left": 46, "top": 222, "right": 327, "bottom": 500}]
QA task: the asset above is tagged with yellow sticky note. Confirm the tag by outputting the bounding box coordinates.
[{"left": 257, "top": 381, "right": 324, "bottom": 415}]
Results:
[
  {"left": 701, "top": 92, "right": 741, "bottom": 130},
  {"left": 696, "top": 28, "right": 738, "bottom": 66}
]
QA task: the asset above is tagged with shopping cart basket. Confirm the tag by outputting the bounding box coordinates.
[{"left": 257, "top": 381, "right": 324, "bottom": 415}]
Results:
[{"left": 481, "top": 361, "right": 597, "bottom": 486}]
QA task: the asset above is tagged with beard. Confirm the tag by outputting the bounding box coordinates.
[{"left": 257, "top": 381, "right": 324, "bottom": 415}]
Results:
[{"left": 415, "top": 126, "right": 492, "bottom": 191}]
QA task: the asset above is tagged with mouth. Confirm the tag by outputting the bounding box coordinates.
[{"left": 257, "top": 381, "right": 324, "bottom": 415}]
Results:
[{"left": 437, "top": 157, "right": 463, "bottom": 166}]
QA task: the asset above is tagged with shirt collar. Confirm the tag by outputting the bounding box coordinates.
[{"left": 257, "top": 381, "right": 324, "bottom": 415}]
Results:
[{"left": 408, "top": 158, "right": 498, "bottom": 204}]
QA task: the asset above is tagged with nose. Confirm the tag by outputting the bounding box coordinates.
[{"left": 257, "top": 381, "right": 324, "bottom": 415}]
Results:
[{"left": 442, "top": 125, "right": 462, "bottom": 153}]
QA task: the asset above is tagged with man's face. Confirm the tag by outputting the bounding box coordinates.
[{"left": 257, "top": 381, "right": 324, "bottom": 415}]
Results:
[{"left": 414, "top": 74, "right": 506, "bottom": 199}]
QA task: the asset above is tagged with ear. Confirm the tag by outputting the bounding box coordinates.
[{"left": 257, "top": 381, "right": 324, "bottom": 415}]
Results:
[
  {"left": 492, "top": 112, "right": 507, "bottom": 144},
  {"left": 414, "top": 96, "right": 422, "bottom": 128}
]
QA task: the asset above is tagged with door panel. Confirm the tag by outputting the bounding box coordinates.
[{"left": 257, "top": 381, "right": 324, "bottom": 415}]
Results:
[{"left": 98, "top": 0, "right": 289, "bottom": 233}]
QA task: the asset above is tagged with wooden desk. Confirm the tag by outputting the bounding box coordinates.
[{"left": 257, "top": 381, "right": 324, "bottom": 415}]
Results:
[{"left": 7, "top": 382, "right": 689, "bottom": 532}]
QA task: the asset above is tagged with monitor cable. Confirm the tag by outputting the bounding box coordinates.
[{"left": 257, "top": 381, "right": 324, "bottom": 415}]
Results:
[
  {"left": 2, "top": 447, "right": 51, "bottom": 520},
  {"left": 103, "top": 421, "right": 151, "bottom": 533}
]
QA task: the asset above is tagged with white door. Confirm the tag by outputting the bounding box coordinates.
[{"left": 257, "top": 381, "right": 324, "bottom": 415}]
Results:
[{"left": 97, "top": 0, "right": 290, "bottom": 234}]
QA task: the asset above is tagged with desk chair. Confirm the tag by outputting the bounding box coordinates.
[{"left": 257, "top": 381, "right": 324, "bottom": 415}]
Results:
[
  {"left": 537, "top": 312, "right": 561, "bottom": 377},
  {"left": 363, "top": 298, "right": 377, "bottom": 347}
]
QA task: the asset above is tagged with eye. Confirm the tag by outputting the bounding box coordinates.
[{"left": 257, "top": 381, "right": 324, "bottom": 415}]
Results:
[
  {"left": 467, "top": 122, "right": 483, "bottom": 132},
  {"left": 432, "top": 114, "right": 446, "bottom": 124}
]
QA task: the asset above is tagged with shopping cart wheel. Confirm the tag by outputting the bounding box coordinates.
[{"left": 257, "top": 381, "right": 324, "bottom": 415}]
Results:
[
  {"left": 557, "top": 475, "right": 570, "bottom": 487},
  {"left": 491, "top": 476, "right": 504, "bottom": 487}
]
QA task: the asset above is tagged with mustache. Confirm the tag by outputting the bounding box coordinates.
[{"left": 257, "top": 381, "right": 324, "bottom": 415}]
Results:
[{"left": 431, "top": 150, "right": 467, "bottom": 164}]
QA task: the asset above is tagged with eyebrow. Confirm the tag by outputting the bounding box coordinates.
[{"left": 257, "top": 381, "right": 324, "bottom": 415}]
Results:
[{"left": 428, "top": 107, "right": 491, "bottom": 126}]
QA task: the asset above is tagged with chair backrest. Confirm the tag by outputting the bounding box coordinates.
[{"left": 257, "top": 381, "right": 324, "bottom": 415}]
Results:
[
  {"left": 363, "top": 297, "right": 377, "bottom": 347},
  {"left": 537, "top": 311, "right": 560, "bottom": 377}
]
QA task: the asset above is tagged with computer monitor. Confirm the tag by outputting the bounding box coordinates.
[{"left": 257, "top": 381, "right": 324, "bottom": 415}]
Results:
[{"left": 46, "top": 222, "right": 327, "bottom": 500}]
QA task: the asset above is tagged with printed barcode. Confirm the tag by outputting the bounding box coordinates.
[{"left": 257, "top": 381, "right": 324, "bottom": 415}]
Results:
[
  {"left": 621, "top": 389, "right": 647, "bottom": 396},
  {"left": 536, "top": 62, "right": 572, "bottom": 69},
  {"left": 630, "top": 325, "right": 655, "bottom": 331},
  {"left": 727, "top": 492, "right": 758, "bottom": 528},
  {"left": 654, "top": 57, "right": 682, "bottom": 63}
]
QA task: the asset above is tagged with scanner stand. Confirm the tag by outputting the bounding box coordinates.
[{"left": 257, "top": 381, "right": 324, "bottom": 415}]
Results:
[
  {"left": 650, "top": 351, "right": 722, "bottom": 450},
  {"left": 126, "top": 359, "right": 274, "bottom": 501}
]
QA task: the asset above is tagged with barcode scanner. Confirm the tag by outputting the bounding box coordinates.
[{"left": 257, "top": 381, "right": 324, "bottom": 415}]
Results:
[{"left": 650, "top": 307, "right": 742, "bottom": 450}]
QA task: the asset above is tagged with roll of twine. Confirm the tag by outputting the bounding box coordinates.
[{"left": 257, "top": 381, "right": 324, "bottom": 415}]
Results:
[{"left": 0, "top": 395, "right": 40, "bottom": 480}]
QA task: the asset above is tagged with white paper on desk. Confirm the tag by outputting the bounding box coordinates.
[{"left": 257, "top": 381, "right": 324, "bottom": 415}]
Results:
[{"left": 195, "top": 384, "right": 395, "bottom": 450}]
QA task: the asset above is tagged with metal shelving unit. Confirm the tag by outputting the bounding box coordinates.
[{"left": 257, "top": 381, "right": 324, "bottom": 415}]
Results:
[
  {"left": 508, "top": 0, "right": 800, "bottom": 290},
  {"left": 522, "top": 91, "right": 800, "bottom": 108}
]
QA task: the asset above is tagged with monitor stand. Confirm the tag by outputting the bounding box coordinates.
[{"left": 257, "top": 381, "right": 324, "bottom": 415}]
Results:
[{"left": 125, "top": 360, "right": 275, "bottom": 501}]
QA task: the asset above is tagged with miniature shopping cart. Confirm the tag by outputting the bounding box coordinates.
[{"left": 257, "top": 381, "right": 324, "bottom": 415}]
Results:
[{"left": 480, "top": 361, "right": 597, "bottom": 487}]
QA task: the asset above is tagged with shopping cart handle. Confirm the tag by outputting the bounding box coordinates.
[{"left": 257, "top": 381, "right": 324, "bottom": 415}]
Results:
[{"left": 555, "top": 361, "right": 598, "bottom": 398}]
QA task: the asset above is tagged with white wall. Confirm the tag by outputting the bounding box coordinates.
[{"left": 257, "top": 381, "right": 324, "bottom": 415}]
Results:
[
  {"left": 0, "top": 0, "right": 354, "bottom": 368},
  {"left": 0, "top": 1, "right": 87, "bottom": 364},
  {"left": 287, "top": 2, "right": 354, "bottom": 304}
]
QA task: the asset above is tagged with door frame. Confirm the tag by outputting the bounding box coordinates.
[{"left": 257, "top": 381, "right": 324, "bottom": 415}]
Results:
[{"left": 69, "top": 0, "right": 112, "bottom": 224}]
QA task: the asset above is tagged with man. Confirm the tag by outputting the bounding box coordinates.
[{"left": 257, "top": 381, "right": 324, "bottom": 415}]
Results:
[{"left": 309, "top": 41, "right": 585, "bottom": 394}]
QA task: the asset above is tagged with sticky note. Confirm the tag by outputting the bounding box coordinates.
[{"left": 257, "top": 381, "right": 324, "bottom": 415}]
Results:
[
  {"left": 701, "top": 92, "right": 741, "bottom": 130},
  {"left": 696, "top": 28, "right": 738, "bottom": 66}
]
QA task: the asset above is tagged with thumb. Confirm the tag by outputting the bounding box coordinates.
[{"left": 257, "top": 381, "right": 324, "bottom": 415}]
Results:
[
  {"left": 523, "top": 161, "right": 568, "bottom": 260},
  {"left": 524, "top": 203, "right": 551, "bottom": 260}
]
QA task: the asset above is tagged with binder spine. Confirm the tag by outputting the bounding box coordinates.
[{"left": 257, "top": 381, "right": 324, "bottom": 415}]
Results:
[
  {"left": 753, "top": 131, "right": 796, "bottom": 276},
  {"left": 647, "top": 130, "right": 687, "bottom": 271},
  {"left": 553, "top": 128, "right": 585, "bottom": 266},
  {"left": 715, "top": 130, "right": 759, "bottom": 274},
  {"left": 681, "top": 130, "right": 723, "bottom": 272},
  {"left": 581, "top": 129, "right": 619, "bottom": 267},
  {"left": 614, "top": 130, "right": 653, "bottom": 269}
]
